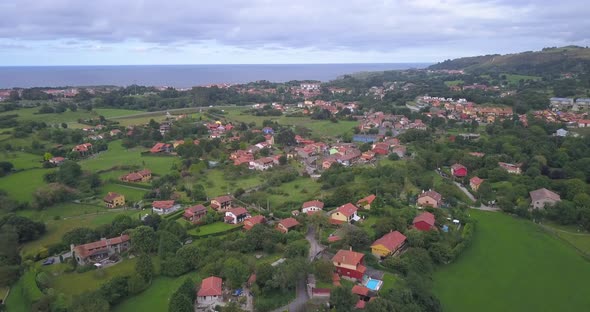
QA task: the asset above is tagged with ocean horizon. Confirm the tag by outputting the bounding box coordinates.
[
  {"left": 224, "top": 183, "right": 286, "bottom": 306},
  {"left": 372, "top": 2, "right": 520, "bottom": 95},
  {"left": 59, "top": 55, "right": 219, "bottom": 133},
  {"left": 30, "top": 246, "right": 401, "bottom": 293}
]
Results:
[{"left": 0, "top": 63, "right": 430, "bottom": 88}]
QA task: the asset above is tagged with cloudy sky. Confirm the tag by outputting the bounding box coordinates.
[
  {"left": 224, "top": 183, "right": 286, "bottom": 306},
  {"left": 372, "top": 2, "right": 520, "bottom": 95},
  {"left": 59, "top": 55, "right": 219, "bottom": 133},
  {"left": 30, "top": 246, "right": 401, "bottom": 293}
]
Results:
[{"left": 0, "top": 0, "right": 588, "bottom": 65}]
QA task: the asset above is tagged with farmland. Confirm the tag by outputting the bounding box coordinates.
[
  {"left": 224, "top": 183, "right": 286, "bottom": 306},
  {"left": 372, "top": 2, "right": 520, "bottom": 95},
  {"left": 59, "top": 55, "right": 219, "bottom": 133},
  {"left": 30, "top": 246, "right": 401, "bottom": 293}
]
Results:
[
  {"left": 0, "top": 168, "right": 53, "bottom": 201},
  {"left": 434, "top": 210, "right": 590, "bottom": 312}
]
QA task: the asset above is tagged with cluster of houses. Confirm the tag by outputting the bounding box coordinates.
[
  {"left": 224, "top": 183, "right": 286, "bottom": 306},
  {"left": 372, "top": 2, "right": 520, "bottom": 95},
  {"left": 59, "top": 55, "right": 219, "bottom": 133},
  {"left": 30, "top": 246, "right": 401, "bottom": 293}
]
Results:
[
  {"left": 532, "top": 109, "right": 590, "bottom": 128},
  {"left": 417, "top": 95, "right": 515, "bottom": 123},
  {"left": 358, "top": 111, "right": 427, "bottom": 134},
  {"left": 550, "top": 97, "right": 590, "bottom": 111}
]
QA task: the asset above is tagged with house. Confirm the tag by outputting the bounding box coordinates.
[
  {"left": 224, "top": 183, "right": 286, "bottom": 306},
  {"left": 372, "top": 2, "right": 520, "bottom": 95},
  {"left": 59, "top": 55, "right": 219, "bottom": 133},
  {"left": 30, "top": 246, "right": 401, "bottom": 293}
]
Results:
[
  {"left": 498, "top": 162, "right": 522, "bottom": 174},
  {"left": 417, "top": 190, "right": 442, "bottom": 208},
  {"left": 301, "top": 200, "right": 324, "bottom": 214},
  {"left": 276, "top": 218, "right": 300, "bottom": 233},
  {"left": 371, "top": 231, "right": 407, "bottom": 259},
  {"left": 413, "top": 212, "right": 436, "bottom": 231},
  {"left": 150, "top": 142, "right": 172, "bottom": 153},
  {"left": 250, "top": 157, "right": 277, "bottom": 171},
  {"left": 392, "top": 145, "right": 407, "bottom": 158},
  {"left": 48, "top": 156, "right": 66, "bottom": 166},
  {"left": 211, "top": 195, "right": 233, "bottom": 211},
  {"left": 183, "top": 204, "right": 207, "bottom": 223},
  {"left": 450, "top": 163, "right": 467, "bottom": 177},
  {"left": 357, "top": 194, "right": 376, "bottom": 210},
  {"left": 72, "top": 143, "right": 92, "bottom": 156},
  {"left": 103, "top": 192, "right": 125, "bottom": 208},
  {"left": 71, "top": 234, "right": 130, "bottom": 265},
  {"left": 152, "top": 200, "right": 181, "bottom": 215},
  {"left": 244, "top": 215, "right": 266, "bottom": 230},
  {"left": 120, "top": 169, "right": 152, "bottom": 183},
  {"left": 555, "top": 128, "right": 569, "bottom": 137},
  {"left": 578, "top": 120, "right": 590, "bottom": 128},
  {"left": 109, "top": 129, "right": 122, "bottom": 136},
  {"left": 332, "top": 248, "right": 366, "bottom": 280},
  {"left": 330, "top": 203, "right": 360, "bottom": 224},
  {"left": 469, "top": 177, "right": 484, "bottom": 191},
  {"left": 224, "top": 207, "right": 251, "bottom": 224},
  {"left": 530, "top": 188, "right": 561, "bottom": 210},
  {"left": 197, "top": 276, "right": 223, "bottom": 305}
]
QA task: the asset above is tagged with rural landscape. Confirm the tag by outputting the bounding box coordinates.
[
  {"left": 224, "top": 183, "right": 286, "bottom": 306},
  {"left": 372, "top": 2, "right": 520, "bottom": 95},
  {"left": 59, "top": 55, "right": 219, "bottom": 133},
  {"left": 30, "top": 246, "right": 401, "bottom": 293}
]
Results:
[{"left": 1, "top": 46, "right": 590, "bottom": 312}]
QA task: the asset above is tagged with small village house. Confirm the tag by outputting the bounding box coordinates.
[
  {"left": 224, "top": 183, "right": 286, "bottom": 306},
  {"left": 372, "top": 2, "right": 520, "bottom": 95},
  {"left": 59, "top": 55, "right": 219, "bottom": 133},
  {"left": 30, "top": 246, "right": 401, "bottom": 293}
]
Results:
[
  {"left": 301, "top": 200, "right": 324, "bottom": 214},
  {"left": 72, "top": 143, "right": 93, "bottom": 156},
  {"left": 197, "top": 276, "right": 223, "bottom": 306},
  {"left": 330, "top": 203, "right": 360, "bottom": 224},
  {"left": 332, "top": 248, "right": 366, "bottom": 281},
  {"left": 224, "top": 207, "right": 251, "bottom": 224},
  {"left": 183, "top": 204, "right": 207, "bottom": 223},
  {"left": 244, "top": 215, "right": 266, "bottom": 230},
  {"left": 71, "top": 234, "right": 130, "bottom": 265},
  {"left": 211, "top": 195, "right": 233, "bottom": 211},
  {"left": 276, "top": 217, "right": 300, "bottom": 233},
  {"left": 120, "top": 169, "right": 152, "bottom": 183},
  {"left": 103, "top": 192, "right": 125, "bottom": 208},
  {"left": 413, "top": 212, "right": 436, "bottom": 231},
  {"left": 417, "top": 190, "right": 442, "bottom": 208},
  {"left": 357, "top": 194, "right": 376, "bottom": 210},
  {"left": 48, "top": 156, "right": 66, "bottom": 166},
  {"left": 498, "top": 162, "right": 522, "bottom": 174},
  {"left": 152, "top": 200, "right": 181, "bottom": 215},
  {"left": 469, "top": 177, "right": 484, "bottom": 191},
  {"left": 370, "top": 231, "right": 407, "bottom": 259},
  {"left": 150, "top": 142, "right": 172, "bottom": 153},
  {"left": 451, "top": 163, "right": 467, "bottom": 178},
  {"left": 530, "top": 188, "right": 561, "bottom": 210}
]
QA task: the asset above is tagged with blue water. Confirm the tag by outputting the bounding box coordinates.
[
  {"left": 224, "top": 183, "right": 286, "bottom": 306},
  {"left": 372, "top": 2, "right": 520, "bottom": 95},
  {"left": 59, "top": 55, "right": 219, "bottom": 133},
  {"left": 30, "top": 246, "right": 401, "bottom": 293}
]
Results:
[
  {"left": 365, "top": 279, "right": 380, "bottom": 290},
  {"left": 0, "top": 63, "right": 429, "bottom": 88}
]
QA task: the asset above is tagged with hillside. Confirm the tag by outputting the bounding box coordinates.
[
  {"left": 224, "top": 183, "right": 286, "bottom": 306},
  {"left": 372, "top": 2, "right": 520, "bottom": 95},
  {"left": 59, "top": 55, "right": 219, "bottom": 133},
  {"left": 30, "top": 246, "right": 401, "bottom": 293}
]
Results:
[{"left": 429, "top": 46, "right": 590, "bottom": 75}]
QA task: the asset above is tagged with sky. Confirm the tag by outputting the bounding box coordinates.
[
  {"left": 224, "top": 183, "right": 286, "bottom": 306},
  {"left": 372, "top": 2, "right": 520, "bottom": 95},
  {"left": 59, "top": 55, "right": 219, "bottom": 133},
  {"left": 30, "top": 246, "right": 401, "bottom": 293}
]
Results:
[{"left": 0, "top": 0, "right": 589, "bottom": 65}]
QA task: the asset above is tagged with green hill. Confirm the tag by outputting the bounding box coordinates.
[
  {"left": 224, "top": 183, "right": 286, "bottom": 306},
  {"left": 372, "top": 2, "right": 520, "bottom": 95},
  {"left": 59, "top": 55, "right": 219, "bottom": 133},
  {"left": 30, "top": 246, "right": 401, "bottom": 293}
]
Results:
[{"left": 429, "top": 46, "right": 590, "bottom": 75}]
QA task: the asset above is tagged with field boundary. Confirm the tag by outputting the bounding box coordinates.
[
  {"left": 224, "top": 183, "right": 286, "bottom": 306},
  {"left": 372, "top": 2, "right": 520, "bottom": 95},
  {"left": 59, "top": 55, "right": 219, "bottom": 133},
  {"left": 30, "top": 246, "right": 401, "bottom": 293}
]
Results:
[{"left": 538, "top": 224, "right": 590, "bottom": 261}]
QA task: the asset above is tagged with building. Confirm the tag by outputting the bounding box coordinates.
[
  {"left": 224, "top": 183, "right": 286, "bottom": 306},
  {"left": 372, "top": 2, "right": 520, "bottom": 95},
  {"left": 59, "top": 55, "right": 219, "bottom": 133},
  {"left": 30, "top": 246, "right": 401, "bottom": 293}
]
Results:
[
  {"left": 150, "top": 142, "right": 172, "bottom": 153},
  {"left": 276, "top": 218, "right": 300, "bottom": 233},
  {"left": 371, "top": 231, "right": 407, "bottom": 259},
  {"left": 197, "top": 276, "right": 223, "bottom": 305},
  {"left": 301, "top": 200, "right": 324, "bottom": 214},
  {"left": 357, "top": 194, "right": 376, "bottom": 210},
  {"left": 120, "top": 169, "right": 152, "bottom": 183},
  {"left": 72, "top": 143, "right": 92, "bottom": 156},
  {"left": 250, "top": 157, "right": 277, "bottom": 171},
  {"left": 330, "top": 203, "right": 360, "bottom": 224},
  {"left": 413, "top": 212, "right": 436, "bottom": 231},
  {"left": 211, "top": 195, "right": 233, "bottom": 211},
  {"left": 417, "top": 190, "right": 442, "bottom": 208},
  {"left": 48, "top": 156, "right": 66, "bottom": 166},
  {"left": 103, "top": 192, "right": 125, "bottom": 208},
  {"left": 152, "top": 200, "right": 181, "bottom": 215},
  {"left": 450, "top": 163, "right": 467, "bottom": 177},
  {"left": 183, "top": 204, "right": 207, "bottom": 223},
  {"left": 71, "top": 235, "right": 130, "bottom": 265},
  {"left": 224, "top": 207, "right": 250, "bottom": 224},
  {"left": 530, "top": 188, "right": 561, "bottom": 210},
  {"left": 549, "top": 97, "right": 574, "bottom": 109},
  {"left": 469, "top": 177, "right": 484, "bottom": 191},
  {"left": 498, "top": 162, "right": 522, "bottom": 174},
  {"left": 244, "top": 215, "right": 266, "bottom": 230},
  {"left": 332, "top": 248, "right": 366, "bottom": 280},
  {"left": 555, "top": 128, "right": 569, "bottom": 137}
]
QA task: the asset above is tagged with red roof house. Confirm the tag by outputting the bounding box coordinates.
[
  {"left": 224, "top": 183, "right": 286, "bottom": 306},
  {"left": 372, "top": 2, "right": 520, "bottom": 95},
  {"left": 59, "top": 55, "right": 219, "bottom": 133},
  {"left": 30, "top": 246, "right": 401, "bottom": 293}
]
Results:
[
  {"left": 371, "top": 231, "right": 407, "bottom": 258},
  {"left": 469, "top": 176, "right": 484, "bottom": 191},
  {"left": 301, "top": 200, "right": 324, "bottom": 214},
  {"left": 356, "top": 194, "right": 376, "bottom": 210},
  {"left": 197, "top": 276, "right": 223, "bottom": 304},
  {"left": 417, "top": 190, "right": 442, "bottom": 208},
  {"left": 413, "top": 212, "right": 436, "bottom": 231},
  {"left": 332, "top": 249, "right": 366, "bottom": 280},
  {"left": 244, "top": 215, "right": 266, "bottom": 230},
  {"left": 330, "top": 203, "right": 359, "bottom": 224},
  {"left": 183, "top": 204, "right": 207, "bottom": 223},
  {"left": 451, "top": 163, "right": 467, "bottom": 177},
  {"left": 276, "top": 218, "right": 300, "bottom": 233}
]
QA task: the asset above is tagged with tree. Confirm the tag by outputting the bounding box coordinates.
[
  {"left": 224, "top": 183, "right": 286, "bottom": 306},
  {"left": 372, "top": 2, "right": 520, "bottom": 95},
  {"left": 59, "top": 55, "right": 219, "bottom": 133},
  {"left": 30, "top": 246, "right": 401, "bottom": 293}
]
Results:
[
  {"left": 127, "top": 274, "right": 148, "bottom": 294},
  {"left": 158, "top": 230, "right": 182, "bottom": 259},
  {"left": 55, "top": 160, "right": 82, "bottom": 187},
  {"left": 313, "top": 259, "right": 334, "bottom": 283},
  {"left": 70, "top": 292, "right": 109, "bottom": 312},
  {"left": 99, "top": 276, "right": 129, "bottom": 305},
  {"left": 135, "top": 254, "right": 154, "bottom": 282},
  {"left": 131, "top": 226, "right": 158, "bottom": 254},
  {"left": 176, "top": 245, "right": 201, "bottom": 270},
  {"left": 223, "top": 257, "right": 249, "bottom": 288},
  {"left": 168, "top": 292, "right": 193, "bottom": 312},
  {"left": 43, "top": 152, "right": 53, "bottom": 161},
  {"left": 0, "top": 214, "right": 46, "bottom": 243},
  {"left": 62, "top": 228, "right": 99, "bottom": 246},
  {"left": 276, "top": 128, "right": 296, "bottom": 146},
  {"left": 342, "top": 225, "right": 370, "bottom": 250},
  {"left": 330, "top": 286, "right": 356, "bottom": 312},
  {"left": 285, "top": 240, "right": 309, "bottom": 258},
  {"left": 278, "top": 155, "right": 288, "bottom": 165}
]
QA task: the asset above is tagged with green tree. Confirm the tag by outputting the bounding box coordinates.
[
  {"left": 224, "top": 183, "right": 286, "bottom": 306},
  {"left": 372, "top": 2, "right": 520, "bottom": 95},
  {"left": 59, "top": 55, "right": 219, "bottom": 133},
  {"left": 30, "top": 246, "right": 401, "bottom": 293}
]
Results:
[
  {"left": 158, "top": 231, "right": 182, "bottom": 259},
  {"left": 70, "top": 292, "right": 109, "bottom": 312},
  {"left": 223, "top": 257, "right": 249, "bottom": 288},
  {"left": 312, "top": 259, "right": 334, "bottom": 283},
  {"left": 135, "top": 254, "right": 154, "bottom": 282},
  {"left": 55, "top": 160, "right": 82, "bottom": 187},
  {"left": 330, "top": 285, "right": 356, "bottom": 312},
  {"left": 131, "top": 226, "right": 158, "bottom": 254}
]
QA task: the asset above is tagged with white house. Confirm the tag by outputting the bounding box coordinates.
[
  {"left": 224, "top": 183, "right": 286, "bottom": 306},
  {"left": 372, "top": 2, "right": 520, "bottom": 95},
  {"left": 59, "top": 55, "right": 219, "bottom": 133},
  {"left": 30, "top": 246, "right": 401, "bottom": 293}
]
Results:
[
  {"left": 224, "top": 207, "right": 251, "bottom": 224},
  {"left": 197, "top": 276, "right": 223, "bottom": 306},
  {"left": 301, "top": 200, "right": 325, "bottom": 214},
  {"left": 152, "top": 200, "right": 181, "bottom": 215},
  {"left": 249, "top": 157, "right": 278, "bottom": 171}
]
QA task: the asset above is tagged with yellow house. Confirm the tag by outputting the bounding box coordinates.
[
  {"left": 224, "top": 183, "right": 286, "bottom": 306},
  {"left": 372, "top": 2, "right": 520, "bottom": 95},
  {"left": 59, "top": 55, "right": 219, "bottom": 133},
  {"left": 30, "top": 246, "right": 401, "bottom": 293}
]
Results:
[
  {"left": 103, "top": 192, "right": 125, "bottom": 208},
  {"left": 329, "top": 203, "right": 359, "bottom": 224},
  {"left": 370, "top": 231, "right": 407, "bottom": 259}
]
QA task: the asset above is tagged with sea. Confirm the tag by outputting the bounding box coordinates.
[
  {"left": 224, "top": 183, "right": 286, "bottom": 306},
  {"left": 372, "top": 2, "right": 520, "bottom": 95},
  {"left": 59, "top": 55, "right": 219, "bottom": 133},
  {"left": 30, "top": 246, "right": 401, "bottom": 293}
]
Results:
[{"left": 0, "top": 63, "right": 429, "bottom": 88}]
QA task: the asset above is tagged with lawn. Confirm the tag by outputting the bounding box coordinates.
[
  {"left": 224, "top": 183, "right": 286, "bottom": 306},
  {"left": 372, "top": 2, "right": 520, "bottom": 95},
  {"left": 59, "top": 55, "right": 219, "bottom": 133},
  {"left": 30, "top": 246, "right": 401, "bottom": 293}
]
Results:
[
  {"left": 1, "top": 151, "right": 43, "bottom": 169},
  {"left": 4, "top": 277, "right": 29, "bottom": 312},
  {"left": 188, "top": 222, "right": 239, "bottom": 236},
  {"left": 444, "top": 80, "right": 464, "bottom": 86},
  {"left": 202, "top": 168, "right": 263, "bottom": 197},
  {"left": 434, "top": 210, "right": 590, "bottom": 312},
  {"left": 0, "top": 107, "right": 141, "bottom": 125},
  {"left": 379, "top": 272, "right": 397, "bottom": 293},
  {"left": 503, "top": 74, "right": 541, "bottom": 85},
  {"left": 0, "top": 168, "right": 52, "bottom": 201},
  {"left": 113, "top": 272, "right": 200, "bottom": 312},
  {"left": 110, "top": 109, "right": 203, "bottom": 127},
  {"left": 540, "top": 222, "right": 590, "bottom": 256},
  {"left": 100, "top": 183, "right": 148, "bottom": 203},
  {"left": 265, "top": 177, "right": 322, "bottom": 208},
  {"left": 51, "top": 257, "right": 138, "bottom": 300},
  {"left": 80, "top": 140, "right": 180, "bottom": 175}
]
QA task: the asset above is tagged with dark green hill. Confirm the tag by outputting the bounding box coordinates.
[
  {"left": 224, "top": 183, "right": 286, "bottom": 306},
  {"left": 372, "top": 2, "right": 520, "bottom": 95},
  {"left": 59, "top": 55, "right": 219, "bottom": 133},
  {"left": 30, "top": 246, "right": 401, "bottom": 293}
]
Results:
[{"left": 429, "top": 46, "right": 590, "bottom": 75}]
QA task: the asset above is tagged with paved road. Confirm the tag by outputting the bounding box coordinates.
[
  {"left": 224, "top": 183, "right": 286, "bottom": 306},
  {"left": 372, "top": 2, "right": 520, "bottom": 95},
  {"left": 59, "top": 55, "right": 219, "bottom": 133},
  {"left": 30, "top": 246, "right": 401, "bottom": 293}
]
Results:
[
  {"left": 452, "top": 181, "right": 476, "bottom": 203},
  {"left": 307, "top": 225, "right": 326, "bottom": 261}
]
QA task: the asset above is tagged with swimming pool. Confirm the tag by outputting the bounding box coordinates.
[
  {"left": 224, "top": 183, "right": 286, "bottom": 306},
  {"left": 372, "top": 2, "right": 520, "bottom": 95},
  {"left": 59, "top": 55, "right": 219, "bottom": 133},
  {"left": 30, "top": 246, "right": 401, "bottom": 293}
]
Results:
[{"left": 364, "top": 278, "right": 382, "bottom": 291}]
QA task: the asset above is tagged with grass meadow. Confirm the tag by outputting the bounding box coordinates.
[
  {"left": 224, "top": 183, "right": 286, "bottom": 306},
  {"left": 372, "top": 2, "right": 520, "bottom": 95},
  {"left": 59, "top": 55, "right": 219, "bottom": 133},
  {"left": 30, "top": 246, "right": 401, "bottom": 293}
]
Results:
[
  {"left": 0, "top": 168, "right": 53, "bottom": 201},
  {"left": 434, "top": 210, "right": 590, "bottom": 312}
]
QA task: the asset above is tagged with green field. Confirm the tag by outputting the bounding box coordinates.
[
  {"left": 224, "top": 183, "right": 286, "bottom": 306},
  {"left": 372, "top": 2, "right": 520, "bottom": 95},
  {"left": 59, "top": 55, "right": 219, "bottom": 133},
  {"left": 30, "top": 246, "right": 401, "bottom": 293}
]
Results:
[
  {"left": 444, "top": 80, "right": 464, "bottom": 86},
  {"left": 4, "top": 276, "right": 29, "bottom": 312},
  {"left": 0, "top": 168, "right": 52, "bottom": 201},
  {"left": 113, "top": 272, "right": 200, "bottom": 312},
  {"left": 188, "top": 222, "right": 239, "bottom": 236},
  {"left": 110, "top": 109, "right": 203, "bottom": 127},
  {"left": 434, "top": 210, "right": 590, "bottom": 312},
  {"left": 100, "top": 183, "right": 148, "bottom": 203},
  {"left": 503, "top": 74, "right": 541, "bottom": 85},
  {"left": 265, "top": 177, "right": 322, "bottom": 207},
  {"left": 79, "top": 140, "right": 180, "bottom": 175},
  {"left": 0, "top": 108, "right": 142, "bottom": 125},
  {"left": 202, "top": 169, "right": 263, "bottom": 197},
  {"left": 1, "top": 151, "right": 43, "bottom": 169}
]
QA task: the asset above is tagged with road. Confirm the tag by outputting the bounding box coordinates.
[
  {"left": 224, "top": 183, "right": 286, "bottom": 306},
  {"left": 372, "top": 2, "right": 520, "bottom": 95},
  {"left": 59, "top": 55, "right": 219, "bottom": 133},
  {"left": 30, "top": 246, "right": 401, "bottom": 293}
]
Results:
[
  {"left": 453, "top": 181, "right": 476, "bottom": 202},
  {"left": 271, "top": 226, "right": 326, "bottom": 312}
]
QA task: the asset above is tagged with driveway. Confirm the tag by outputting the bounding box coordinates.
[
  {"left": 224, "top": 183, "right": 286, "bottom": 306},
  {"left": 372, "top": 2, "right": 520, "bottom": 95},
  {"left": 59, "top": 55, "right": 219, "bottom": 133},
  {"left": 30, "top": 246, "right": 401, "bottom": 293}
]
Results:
[
  {"left": 306, "top": 225, "right": 326, "bottom": 261},
  {"left": 452, "top": 181, "right": 476, "bottom": 203},
  {"left": 270, "top": 279, "right": 308, "bottom": 312}
]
